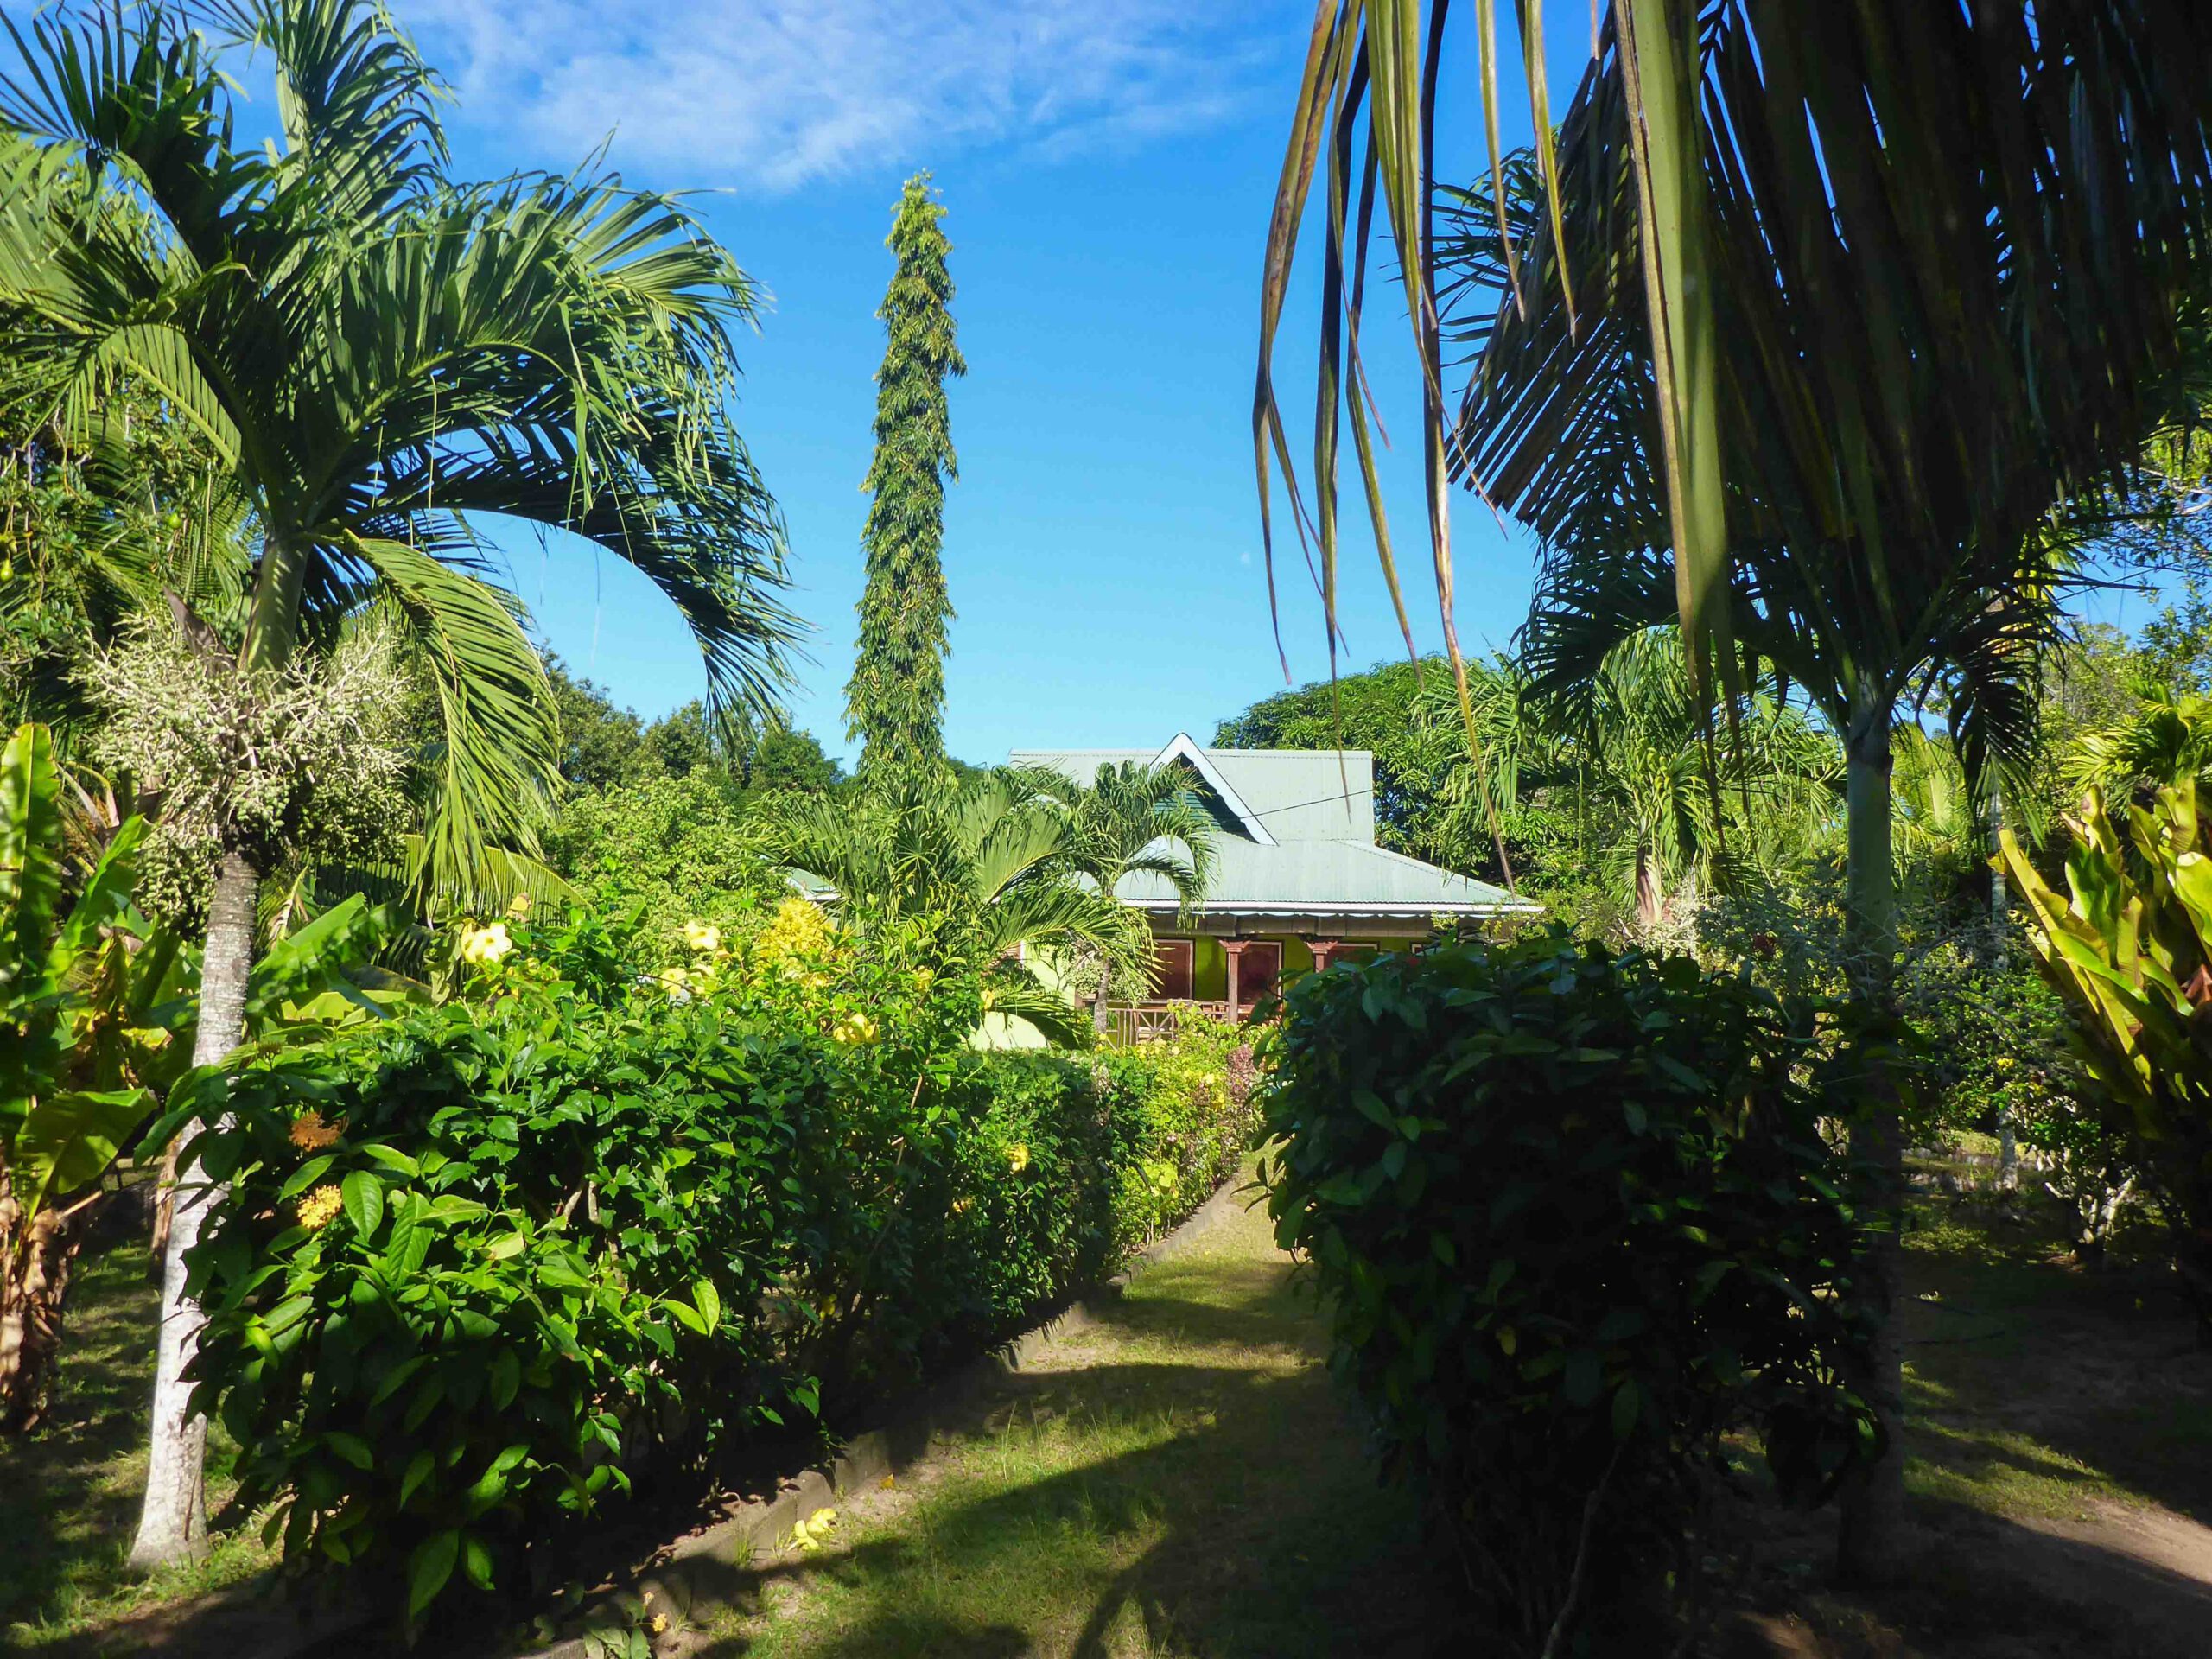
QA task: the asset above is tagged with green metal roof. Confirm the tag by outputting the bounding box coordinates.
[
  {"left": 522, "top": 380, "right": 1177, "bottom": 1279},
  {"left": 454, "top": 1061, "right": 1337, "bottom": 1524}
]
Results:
[{"left": 1011, "top": 735, "right": 1535, "bottom": 918}]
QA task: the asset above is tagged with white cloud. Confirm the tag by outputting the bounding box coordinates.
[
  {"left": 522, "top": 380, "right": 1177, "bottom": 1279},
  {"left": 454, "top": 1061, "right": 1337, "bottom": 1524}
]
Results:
[{"left": 396, "top": 1, "right": 1299, "bottom": 191}]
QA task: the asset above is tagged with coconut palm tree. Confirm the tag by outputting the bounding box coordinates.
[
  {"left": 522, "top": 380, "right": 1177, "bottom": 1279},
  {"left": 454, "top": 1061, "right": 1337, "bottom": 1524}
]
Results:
[
  {"left": 761, "top": 770, "right": 1147, "bottom": 1047},
  {"left": 1031, "top": 760, "right": 1217, "bottom": 1030},
  {"left": 0, "top": 0, "right": 798, "bottom": 1565}
]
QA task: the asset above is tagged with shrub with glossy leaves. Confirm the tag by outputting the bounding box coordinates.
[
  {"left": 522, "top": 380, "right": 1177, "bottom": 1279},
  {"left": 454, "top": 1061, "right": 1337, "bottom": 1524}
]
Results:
[
  {"left": 177, "top": 906, "right": 1255, "bottom": 1630},
  {"left": 1260, "top": 933, "right": 1877, "bottom": 1650}
]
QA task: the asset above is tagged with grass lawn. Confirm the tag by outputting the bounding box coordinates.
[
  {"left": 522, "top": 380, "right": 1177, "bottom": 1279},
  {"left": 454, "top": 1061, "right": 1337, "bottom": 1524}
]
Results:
[
  {"left": 10, "top": 1167, "right": 2208, "bottom": 1658},
  {"left": 681, "top": 1184, "right": 1458, "bottom": 1657},
  {"left": 1719, "top": 1186, "right": 2212, "bottom": 1658},
  {"left": 0, "top": 1230, "right": 276, "bottom": 1652}
]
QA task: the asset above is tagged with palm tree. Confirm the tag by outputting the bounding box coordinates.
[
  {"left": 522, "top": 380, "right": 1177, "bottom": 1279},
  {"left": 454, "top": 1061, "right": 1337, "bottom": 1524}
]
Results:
[
  {"left": 0, "top": 0, "right": 798, "bottom": 1565},
  {"left": 761, "top": 770, "right": 1147, "bottom": 1047},
  {"left": 2066, "top": 696, "right": 2212, "bottom": 806},
  {"left": 1266, "top": 4, "right": 2212, "bottom": 1579},
  {"left": 1550, "top": 630, "right": 1835, "bottom": 936},
  {"left": 1033, "top": 760, "right": 1217, "bottom": 1030}
]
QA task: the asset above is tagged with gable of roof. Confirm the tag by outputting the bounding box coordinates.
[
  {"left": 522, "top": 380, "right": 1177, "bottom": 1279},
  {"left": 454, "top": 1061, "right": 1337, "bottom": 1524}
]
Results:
[
  {"left": 1009, "top": 740, "right": 1372, "bottom": 846},
  {"left": 1201, "top": 748, "right": 1375, "bottom": 844}
]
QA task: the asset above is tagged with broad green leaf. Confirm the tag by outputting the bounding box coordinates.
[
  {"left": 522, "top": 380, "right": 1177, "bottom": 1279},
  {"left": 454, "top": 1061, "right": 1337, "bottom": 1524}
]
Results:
[
  {"left": 407, "top": 1529, "right": 460, "bottom": 1621},
  {"left": 340, "top": 1171, "right": 385, "bottom": 1239},
  {"left": 14, "top": 1088, "right": 153, "bottom": 1217},
  {"left": 0, "top": 723, "right": 62, "bottom": 995}
]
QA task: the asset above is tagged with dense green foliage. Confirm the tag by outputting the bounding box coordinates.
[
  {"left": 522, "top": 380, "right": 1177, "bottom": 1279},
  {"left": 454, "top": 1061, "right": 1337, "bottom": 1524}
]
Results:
[
  {"left": 168, "top": 904, "right": 1254, "bottom": 1628},
  {"left": 1261, "top": 935, "right": 1876, "bottom": 1650},
  {"left": 2001, "top": 783, "right": 2212, "bottom": 1334},
  {"left": 543, "top": 773, "right": 785, "bottom": 969},
  {"left": 1, "top": 725, "right": 191, "bottom": 1431},
  {"left": 846, "top": 175, "right": 964, "bottom": 785},
  {"left": 763, "top": 767, "right": 1203, "bottom": 1046}
]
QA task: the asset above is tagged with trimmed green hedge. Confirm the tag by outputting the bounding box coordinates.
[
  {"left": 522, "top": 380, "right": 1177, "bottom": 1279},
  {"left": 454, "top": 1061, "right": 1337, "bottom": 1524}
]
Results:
[
  {"left": 172, "top": 912, "right": 1255, "bottom": 1629},
  {"left": 1260, "top": 934, "right": 1877, "bottom": 1650}
]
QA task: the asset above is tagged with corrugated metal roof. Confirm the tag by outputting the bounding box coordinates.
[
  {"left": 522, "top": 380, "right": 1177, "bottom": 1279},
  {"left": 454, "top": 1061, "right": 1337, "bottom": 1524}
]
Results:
[
  {"left": 1011, "top": 736, "right": 1534, "bottom": 917},
  {"left": 1109, "top": 835, "right": 1527, "bottom": 914}
]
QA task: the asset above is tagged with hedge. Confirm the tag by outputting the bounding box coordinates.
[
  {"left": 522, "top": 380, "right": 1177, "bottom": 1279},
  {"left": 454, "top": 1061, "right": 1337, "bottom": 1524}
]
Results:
[{"left": 169, "top": 910, "right": 1256, "bottom": 1629}]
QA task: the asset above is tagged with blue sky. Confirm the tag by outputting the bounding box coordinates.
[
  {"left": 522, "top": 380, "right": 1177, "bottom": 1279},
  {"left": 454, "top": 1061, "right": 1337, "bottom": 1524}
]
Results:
[{"left": 382, "top": 0, "right": 1610, "bottom": 766}]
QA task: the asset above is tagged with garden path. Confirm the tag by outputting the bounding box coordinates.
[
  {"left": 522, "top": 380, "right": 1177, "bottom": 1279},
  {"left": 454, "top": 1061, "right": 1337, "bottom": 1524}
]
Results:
[{"left": 667, "top": 1174, "right": 1452, "bottom": 1657}]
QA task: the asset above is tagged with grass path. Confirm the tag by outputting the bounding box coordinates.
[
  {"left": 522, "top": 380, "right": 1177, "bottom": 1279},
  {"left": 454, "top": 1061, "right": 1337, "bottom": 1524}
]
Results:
[
  {"left": 0, "top": 1237, "right": 274, "bottom": 1651},
  {"left": 679, "top": 1177, "right": 1450, "bottom": 1658}
]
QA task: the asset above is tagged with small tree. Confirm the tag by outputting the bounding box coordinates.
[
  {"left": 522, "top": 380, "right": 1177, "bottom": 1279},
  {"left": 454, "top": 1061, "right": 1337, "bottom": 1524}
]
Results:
[
  {"left": 1036, "top": 761, "right": 1217, "bottom": 1029},
  {"left": 846, "top": 175, "right": 964, "bottom": 789},
  {"left": 2001, "top": 784, "right": 2212, "bottom": 1334},
  {"left": 0, "top": 0, "right": 797, "bottom": 1565}
]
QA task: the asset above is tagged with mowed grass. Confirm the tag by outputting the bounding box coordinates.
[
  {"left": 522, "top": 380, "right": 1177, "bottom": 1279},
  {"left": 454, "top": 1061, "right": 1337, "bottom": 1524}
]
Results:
[
  {"left": 1717, "top": 1185, "right": 2212, "bottom": 1659},
  {"left": 1898, "top": 1194, "right": 2212, "bottom": 1529},
  {"left": 0, "top": 1231, "right": 276, "bottom": 1652},
  {"left": 688, "top": 1184, "right": 1457, "bottom": 1658}
]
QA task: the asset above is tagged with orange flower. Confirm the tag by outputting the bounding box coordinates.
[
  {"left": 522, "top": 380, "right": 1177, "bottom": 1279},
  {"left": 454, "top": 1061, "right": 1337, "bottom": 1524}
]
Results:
[{"left": 289, "top": 1110, "right": 343, "bottom": 1152}]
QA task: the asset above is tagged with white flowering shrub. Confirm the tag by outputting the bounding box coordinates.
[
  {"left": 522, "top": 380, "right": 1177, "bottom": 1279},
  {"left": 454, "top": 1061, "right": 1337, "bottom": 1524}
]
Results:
[{"left": 86, "top": 624, "right": 411, "bottom": 925}]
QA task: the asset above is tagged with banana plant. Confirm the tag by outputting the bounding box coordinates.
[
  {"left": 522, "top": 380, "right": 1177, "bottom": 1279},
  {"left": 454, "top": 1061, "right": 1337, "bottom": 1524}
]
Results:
[
  {"left": 2, "top": 723, "right": 194, "bottom": 1432},
  {"left": 1999, "top": 783, "right": 2212, "bottom": 1339}
]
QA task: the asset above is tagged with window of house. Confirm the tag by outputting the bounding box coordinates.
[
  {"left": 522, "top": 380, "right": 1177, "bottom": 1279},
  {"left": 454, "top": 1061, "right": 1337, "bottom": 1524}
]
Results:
[
  {"left": 1153, "top": 938, "right": 1194, "bottom": 1001},
  {"left": 1236, "top": 941, "right": 1281, "bottom": 1010}
]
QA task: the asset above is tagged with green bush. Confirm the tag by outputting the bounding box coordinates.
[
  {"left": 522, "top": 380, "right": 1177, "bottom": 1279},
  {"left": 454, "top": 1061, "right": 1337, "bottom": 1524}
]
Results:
[
  {"left": 175, "top": 907, "right": 1253, "bottom": 1629},
  {"left": 1260, "top": 933, "right": 1877, "bottom": 1651}
]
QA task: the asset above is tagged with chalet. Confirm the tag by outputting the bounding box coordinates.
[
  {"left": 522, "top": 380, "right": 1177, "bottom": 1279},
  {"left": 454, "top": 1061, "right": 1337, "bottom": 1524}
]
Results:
[{"left": 1011, "top": 734, "right": 1536, "bottom": 1042}]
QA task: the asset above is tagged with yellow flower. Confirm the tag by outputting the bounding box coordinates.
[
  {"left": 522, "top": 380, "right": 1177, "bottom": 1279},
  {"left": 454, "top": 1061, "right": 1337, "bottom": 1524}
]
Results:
[
  {"left": 683, "top": 919, "right": 722, "bottom": 955},
  {"left": 754, "top": 897, "right": 836, "bottom": 975},
  {"left": 952, "top": 1196, "right": 976, "bottom": 1215},
  {"left": 296, "top": 1185, "right": 344, "bottom": 1230},
  {"left": 460, "top": 920, "right": 513, "bottom": 966},
  {"left": 658, "top": 964, "right": 691, "bottom": 996},
  {"left": 833, "top": 1012, "right": 879, "bottom": 1046},
  {"left": 505, "top": 892, "right": 534, "bottom": 921},
  {"left": 288, "top": 1110, "right": 343, "bottom": 1153},
  {"left": 790, "top": 1506, "right": 838, "bottom": 1552},
  {"left": 645, "top": 1613, "right": 669, "bottom": 1635},
  {"left": 1007, "top": 1142, "right": 1030, "bottom": 1173}
]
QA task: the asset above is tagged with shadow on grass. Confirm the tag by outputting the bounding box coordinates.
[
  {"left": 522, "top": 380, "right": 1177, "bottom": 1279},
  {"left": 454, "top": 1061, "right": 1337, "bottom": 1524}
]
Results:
[
  {"left": 0, "top": 1234, "right": 274, "bottom": 1651},
  {"left": 675, "top": 1229, "right": 1468, "bottom": 1658},
  {"left": 1899, "top": 1194, "right": 2212, "bottom": 1530},
  {"left": 1722, "top": 1496, "right": 2212, "bottom": 1659},
  {"left": 682, "top": 1363, "right": 1458, "bottom": 1658}
]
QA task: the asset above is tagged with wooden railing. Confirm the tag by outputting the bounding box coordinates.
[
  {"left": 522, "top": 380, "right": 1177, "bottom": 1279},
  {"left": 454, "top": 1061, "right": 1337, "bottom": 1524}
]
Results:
[{"left": 1104, "top": 1000, "right": 1233, "bottom": 1046}]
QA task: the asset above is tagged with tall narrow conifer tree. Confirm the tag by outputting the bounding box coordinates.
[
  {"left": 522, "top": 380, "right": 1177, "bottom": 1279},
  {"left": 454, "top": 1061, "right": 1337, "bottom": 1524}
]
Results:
[{"left": 846, "top": 174, "right": 963, "bottom": 785}]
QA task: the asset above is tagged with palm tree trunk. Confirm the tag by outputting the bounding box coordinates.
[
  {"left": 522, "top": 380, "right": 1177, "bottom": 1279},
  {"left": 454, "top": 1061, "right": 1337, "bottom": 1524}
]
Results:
[
  {"left": 128, "top": 849, "right": 257, "bottom": 1567},
  {"left": 132, "top": 531, "right": 302, "bottom": 1568},
  {"left": 1634, "top": 843, "right": 1662, "bottom": 934},
  {"left": 1837, "top": 689, "right": 1906, "bottom": 1583}
]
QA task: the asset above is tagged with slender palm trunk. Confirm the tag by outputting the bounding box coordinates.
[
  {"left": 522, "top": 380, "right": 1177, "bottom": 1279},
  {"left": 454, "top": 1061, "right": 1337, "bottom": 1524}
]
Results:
[
  {"left": 1633, "top": 842, "right": 1662, "bottom": 935},
  {"left": 1837, "top": 689, "right": 1907, "bottom": 1582},
  {"left": 1983, "top": 787, "right": 2019, "bottom": 1192},
  {"left": 130, "top": 532, "right": 304, "bottom": 1568},
  {"left": 128, "top": 849, "right": 258, "bottom": 1567}
]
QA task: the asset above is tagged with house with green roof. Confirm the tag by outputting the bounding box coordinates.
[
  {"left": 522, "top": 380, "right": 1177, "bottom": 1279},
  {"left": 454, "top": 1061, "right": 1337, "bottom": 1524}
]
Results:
[{"left": 1010, "top": 734, "right": 1536, "bottom": 1043}]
